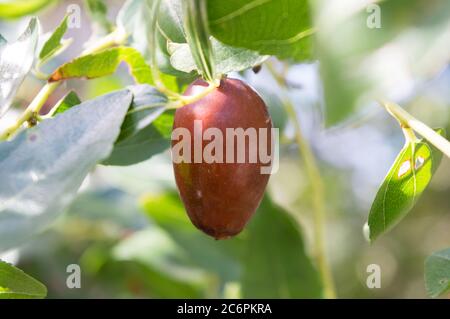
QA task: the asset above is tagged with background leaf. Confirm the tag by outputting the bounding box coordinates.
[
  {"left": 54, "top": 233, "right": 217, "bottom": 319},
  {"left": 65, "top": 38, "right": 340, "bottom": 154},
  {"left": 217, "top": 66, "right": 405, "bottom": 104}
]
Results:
[
  {"left": 0, "top": 89, "right": 132, "bottom": 252},
  {"left": 142, "top": 193, "right": 242, "bottom": 284},
  {"left": 168, "top": 37, "right": 268, "bottom": 75},
  {"left": 104, "top": 110, "right": 174, "bottom": 166},
  {"left": 158, "top": 0, "right": 185, "bottom": 43},
  {"left": 38, "top": 15, "right": 69, "bottom": 64},
  {"left": 51, "top": 91, "right": 81, "bottom": 116},
  {"left": 104, "top": 84, "right": 173, "bottom": 166},
  {"left": 114, "top": 85, "right": 167, "bottom": 142},
  {"left": 66, "top": 187, "right": 147, "bottom": 228},
  {"left": 0, "top": 0, "right": 54, "bottom": 19},
  {"left": 0, "top": 260, "right": 47, "bottom": 299},
  {"left": 141, "top": 192, "right": 322, "bottom": 298},
  {"left": 425, "top": 248, "right": 450, "bottom": 298},
  {"left": 84, "top": 0, "right": 112, "bottom": 34},
  {"left": 367, "top": 130, "right": 445, "bottom": 241},
  {"left": 241, "top": 196, "right": 323, "bottom": 298},
  {"left": 0, "top": 18, "right": 39, "bottom": 117},
  {"left": 316, "top": 0, "right": 450, "bottom": 125},
  {"left": 156, "top": 0, "right": 192, "bottom": 77},
  {"left": 112, "top": 227, "right": 210, "bottom": 298},
  {"left": 117, "top": 0, "right": 151, "bottom": 55},
  {"left": 207, "top": 0, "right": 314, "bottom": 61}
]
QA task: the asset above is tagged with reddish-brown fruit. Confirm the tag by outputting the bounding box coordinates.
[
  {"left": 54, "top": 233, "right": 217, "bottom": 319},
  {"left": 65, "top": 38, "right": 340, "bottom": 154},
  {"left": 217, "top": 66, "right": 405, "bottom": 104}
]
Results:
[{"left": 172, "top": 78, "right": 273, "bottom": 239}]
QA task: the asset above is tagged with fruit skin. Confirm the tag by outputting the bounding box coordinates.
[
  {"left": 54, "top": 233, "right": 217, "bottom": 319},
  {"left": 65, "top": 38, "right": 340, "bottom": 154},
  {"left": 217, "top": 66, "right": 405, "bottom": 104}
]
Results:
[{"left": 172, "top": 77, "right": 273, "bottom": 239}]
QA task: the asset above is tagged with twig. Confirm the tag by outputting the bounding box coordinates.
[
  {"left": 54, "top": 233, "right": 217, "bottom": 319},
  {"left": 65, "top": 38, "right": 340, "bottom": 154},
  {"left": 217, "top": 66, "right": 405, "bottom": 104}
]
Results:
[
  {"left": 381, "top": 100, "right": 450, "bottom": 158},
  {"left": 267, "top": 62, "right": 336, "bottom": 298},
  {"left": 0, "top": 82, "right": 59, "bottom": 141}
]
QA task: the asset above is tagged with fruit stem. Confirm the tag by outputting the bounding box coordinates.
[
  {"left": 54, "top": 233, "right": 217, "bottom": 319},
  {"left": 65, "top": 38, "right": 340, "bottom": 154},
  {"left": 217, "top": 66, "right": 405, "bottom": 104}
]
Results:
[
  {"left": 0, "top": 82, "right": 59, "bottom": 141},
  {"left": 166, "top": 80, "right": 220, "bottom": 109},
  {"left": 381, "top": 100, "right": 450, "bottom": 158},
  {"left": 267, "top": 62, "right": 337, "bottom": 299},
  {"left": 285, "top": 97, "right": 337, "bottom": 299},
  {"left": 402, "top": 127, "right": 419, "bottom": 144}
]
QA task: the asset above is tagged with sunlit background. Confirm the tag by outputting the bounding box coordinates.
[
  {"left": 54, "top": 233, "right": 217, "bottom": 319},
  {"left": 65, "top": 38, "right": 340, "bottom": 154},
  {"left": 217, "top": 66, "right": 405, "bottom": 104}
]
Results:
[{"left": 0, "top": 0, "right": 449, "bottom": 298}]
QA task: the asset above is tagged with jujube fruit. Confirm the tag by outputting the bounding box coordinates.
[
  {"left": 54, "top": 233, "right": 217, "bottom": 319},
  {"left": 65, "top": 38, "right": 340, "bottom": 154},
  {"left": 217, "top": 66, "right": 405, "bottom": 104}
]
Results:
[{"left": 171, "top": 77, "right": 273, "bottom": 239}]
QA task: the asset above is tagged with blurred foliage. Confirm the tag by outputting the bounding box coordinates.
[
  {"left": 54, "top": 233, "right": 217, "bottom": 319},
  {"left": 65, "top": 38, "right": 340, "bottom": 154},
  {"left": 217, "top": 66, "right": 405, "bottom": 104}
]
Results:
[
  {"left": 0, "top": 0, "right": 55, "bottom": 19},
  {"left": 0, "top": 0, "right": 449, "bottom": 299},
  {"left": 425, "top": 248, "right": 450, "bottom": 298},
  {"left": 316, "top": 0, "right": 450, "bottom": 125}
]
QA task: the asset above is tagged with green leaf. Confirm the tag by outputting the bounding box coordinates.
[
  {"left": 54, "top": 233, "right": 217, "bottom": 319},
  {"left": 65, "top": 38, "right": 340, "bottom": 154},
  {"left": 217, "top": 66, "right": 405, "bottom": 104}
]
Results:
[
  {"left": 158, "top": 0, "right": 186, "bottom": 43},
  {"left": 0, "top": 260, "right": 47, "bottom": 299},
  {"left": 0, "top": 0, "right": 54, "bottom": 19},
  {"left": 207, "top": 0, "right": 314, "bottom": 61},
  {"left": 49, "top": 47, "right": 153, "bottom": 85},
  {"left": 104, "top": 84, "right": 171, "bottom": 166},
  {"left": 84, "top": 0, "right": 112, "bottom": 33},
  {"left": 425, "top": 248, "right": 450, "bottom": 298},
  {"left": 116, "top": 0, "right": 188, "bottom": 89},
  {"left": 38, "top": 15, "right": 70, "bottom": 64},
  {"left": 367, "top": 129, "right": 445, "bottom": 241},
  {"left": 115, "top": 84, "right": 167, "bottom": 142},
  {"left": 104, "top": 109, "right": 174, "bottom": 166},
  {"left": 241, "top": 195, "right": 323, "bottom": 298},
  {"left": 0, "top": 89, "right": 132, "bottom": 252},
  {"left": 0, "top": 18, "right": 39, "bottom": 116},
  {"left": 104, "top": 84, "right": 174, "bottom": 166},
  {"left": 85, "top": 76, "right": 124, "bottom": 98},
  {"left": 117, "top": 0, "right": 151, "bottom": 55},
  {"left": 168, "top": 37, "right": 268, "bottom": 75},
  {"left": 156, "top": 32, "right": 189, "bottom": 78},
  {"left": 51, "top": 91, "right": 81, "bottom": 116},
  {"left": 156, "top": 0, "right": 193, "bottom": 77}
]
